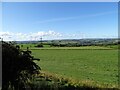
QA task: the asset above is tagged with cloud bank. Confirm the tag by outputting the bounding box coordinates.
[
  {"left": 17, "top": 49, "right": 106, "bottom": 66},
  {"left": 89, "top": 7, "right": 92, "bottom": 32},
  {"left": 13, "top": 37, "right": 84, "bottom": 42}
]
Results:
[
  {"left": 0, "top": 30, "right": 117, "bottom": 41},
  {"left": 0, "top": 30, "right": 85, "bottom": 41}
]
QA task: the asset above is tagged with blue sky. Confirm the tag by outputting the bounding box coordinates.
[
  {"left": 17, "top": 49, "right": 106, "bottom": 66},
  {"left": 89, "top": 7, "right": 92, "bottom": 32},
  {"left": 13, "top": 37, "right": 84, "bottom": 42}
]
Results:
[{"left": 1, "top": 2, "right": 118, "bottom": 41}]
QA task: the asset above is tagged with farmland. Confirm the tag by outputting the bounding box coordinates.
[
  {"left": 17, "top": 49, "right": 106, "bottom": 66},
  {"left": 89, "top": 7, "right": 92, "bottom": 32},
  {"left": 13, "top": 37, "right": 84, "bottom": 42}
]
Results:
[
  {"left": 17, "top": 41, "right": 119, "bottom": 88},
  {"left": 27, "top": 47, "right": 118, "bottom": 88}
]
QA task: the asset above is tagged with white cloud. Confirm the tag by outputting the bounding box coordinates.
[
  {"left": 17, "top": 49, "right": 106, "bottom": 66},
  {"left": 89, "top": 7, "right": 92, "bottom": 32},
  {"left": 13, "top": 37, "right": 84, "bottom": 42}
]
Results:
[
  {"left": 0, "top": 30, "right": 86, "bottom": 41},
  {"left": 0, "top": 30, "right": 64, "bottom": 41},
  {"left": 0, "top": 30, "right": 117, "bottom": 41}
]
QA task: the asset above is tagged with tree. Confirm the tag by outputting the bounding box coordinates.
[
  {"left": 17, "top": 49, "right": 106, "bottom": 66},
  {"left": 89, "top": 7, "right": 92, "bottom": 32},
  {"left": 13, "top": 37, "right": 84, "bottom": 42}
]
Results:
[
  {"left": 2, "top": 41, "right": 40, "bottom": 89},
  {"left": 35, "top": 44, "right": 43, "bottom": 48}
]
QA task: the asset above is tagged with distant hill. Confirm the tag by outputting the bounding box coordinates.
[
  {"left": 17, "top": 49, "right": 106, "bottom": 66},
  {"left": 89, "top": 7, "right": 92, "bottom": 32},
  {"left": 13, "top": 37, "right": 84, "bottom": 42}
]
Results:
[{"left": 8, "top": 38, "right": 118, "bottom": 47}]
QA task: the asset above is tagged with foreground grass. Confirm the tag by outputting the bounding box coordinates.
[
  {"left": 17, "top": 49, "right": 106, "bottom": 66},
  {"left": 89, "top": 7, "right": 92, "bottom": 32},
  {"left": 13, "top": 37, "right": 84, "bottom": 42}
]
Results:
[
  {"left": 32, "top": 49, "right": 118, "bottom": 88},
  {"left": 30, "top": 71, "right": 118, "bottom": 90}
]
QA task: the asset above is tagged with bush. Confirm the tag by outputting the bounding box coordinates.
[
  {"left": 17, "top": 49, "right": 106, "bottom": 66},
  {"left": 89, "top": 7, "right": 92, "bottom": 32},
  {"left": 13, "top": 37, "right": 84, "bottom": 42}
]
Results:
[
  {"left": 35, "top": 44, "right": 43, "bottom": 48},
  {"left": 2, "top": 41, "right": 40, "bottom": 89}
]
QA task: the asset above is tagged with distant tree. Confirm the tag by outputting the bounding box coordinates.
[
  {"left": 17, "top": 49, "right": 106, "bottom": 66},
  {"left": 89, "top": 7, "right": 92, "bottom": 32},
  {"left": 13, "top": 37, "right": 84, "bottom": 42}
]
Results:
[
  {"left": 21, "top": 45, "right": 23, "bottom": 48},
  {"left": 118, "top": 41, "right": 120, "bottom": 44},
  {"left": 35, "top": 44, "right": 43, "bottom": 48},
  {"left": 2, "top": 41, "right": 40, "bottom": 89}
]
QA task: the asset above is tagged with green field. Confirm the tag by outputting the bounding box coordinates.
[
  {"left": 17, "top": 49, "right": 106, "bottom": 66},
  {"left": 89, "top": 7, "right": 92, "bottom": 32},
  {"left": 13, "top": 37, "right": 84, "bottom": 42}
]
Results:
[
  {"left": 19, "top": 43, "right": 118, "bottom": 88},
  {"left": 20, "top": 43, "right": 114, "bottom": 50},
  {"left": 31, "top": 48, "right": 118, "bottom": 88}
]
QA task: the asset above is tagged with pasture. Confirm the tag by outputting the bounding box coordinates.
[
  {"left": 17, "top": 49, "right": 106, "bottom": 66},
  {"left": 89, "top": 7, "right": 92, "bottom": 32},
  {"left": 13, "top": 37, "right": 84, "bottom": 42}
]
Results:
[
  {"left": 18, "top": 43, "right": 118, "bottom": 88},
  {"left": 31, "top": 48, "right": 118, "bottom": 88},
  {"left": 19, "top": 43, "right": 114, "bottom": 50}
]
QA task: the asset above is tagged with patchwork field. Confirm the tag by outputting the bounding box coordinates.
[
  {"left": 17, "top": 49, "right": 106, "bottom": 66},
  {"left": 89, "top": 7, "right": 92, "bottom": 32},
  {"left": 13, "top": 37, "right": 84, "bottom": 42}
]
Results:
[{"left": 31, "top": 48, "right": 118, "bottom": 88}]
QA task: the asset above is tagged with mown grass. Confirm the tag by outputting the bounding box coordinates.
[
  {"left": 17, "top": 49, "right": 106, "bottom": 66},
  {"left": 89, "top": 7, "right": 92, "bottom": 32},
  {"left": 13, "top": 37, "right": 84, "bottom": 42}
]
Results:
[{"left": 32, "top": 49, "right": 118, "bottom": 88}]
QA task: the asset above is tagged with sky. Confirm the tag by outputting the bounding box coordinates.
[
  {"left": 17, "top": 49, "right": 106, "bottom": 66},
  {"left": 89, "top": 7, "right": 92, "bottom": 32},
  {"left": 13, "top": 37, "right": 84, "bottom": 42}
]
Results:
[{"left": 1, "top": 2, "right": 118, "bottom": 41}]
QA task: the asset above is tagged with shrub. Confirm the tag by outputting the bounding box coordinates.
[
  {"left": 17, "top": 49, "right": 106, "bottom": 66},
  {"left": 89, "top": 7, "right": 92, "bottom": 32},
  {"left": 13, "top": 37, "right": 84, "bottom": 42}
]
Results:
[
  {"left": 35, "top": 44, "right": 43, "bottom": 48},
  {"left": 2, "top": 41, "right": 40, "bottom": 89}
]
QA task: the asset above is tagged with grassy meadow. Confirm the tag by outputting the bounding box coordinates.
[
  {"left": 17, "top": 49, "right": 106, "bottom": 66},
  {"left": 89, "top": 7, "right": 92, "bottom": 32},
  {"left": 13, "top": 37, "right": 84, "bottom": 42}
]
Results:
[{"left": 20, "top": 44, "right": 118, "bottom": 88}]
